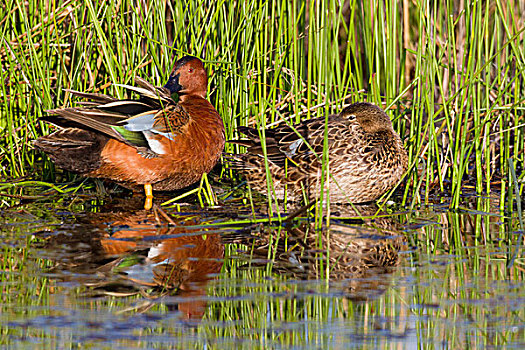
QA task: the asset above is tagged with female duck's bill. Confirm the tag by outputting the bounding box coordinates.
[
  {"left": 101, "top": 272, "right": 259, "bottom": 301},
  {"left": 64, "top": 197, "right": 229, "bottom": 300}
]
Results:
[
  {"left": 34, "top": 56, "right": 225, "bottom": 210},
  {"left": 229, "top": 102, "right": 408, "bottom": 204}
]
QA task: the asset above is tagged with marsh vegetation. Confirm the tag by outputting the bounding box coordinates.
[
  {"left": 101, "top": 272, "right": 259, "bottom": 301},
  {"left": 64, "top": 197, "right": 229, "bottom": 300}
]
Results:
[{"left": 0, "top": 0, "right": 524, "bottom": 348}]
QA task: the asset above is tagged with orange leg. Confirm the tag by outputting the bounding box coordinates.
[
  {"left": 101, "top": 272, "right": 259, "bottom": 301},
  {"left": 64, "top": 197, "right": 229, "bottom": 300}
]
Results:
[{"left": 144, "top": 183, "right": 153, "bottom": 210}]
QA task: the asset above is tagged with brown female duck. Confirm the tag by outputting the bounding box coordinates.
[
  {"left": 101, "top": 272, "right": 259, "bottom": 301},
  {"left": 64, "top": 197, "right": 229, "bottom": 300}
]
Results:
[
  {"left": 231, "top": 102, "right": 408, "bottom": 203},
  {"left": 34, "top": 56, "right": 225, "bottom": 209}
]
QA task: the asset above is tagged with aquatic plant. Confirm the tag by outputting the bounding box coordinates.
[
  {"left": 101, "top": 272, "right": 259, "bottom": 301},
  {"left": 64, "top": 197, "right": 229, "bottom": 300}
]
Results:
[{"left": 0, "top": 0, "right": 523, "bottom": 211}]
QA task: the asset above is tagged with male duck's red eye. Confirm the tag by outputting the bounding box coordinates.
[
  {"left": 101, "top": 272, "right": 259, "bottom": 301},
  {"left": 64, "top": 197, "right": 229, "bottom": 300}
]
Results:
[{"left": 188, "top": 68, "right": 194, "bottom": 73}]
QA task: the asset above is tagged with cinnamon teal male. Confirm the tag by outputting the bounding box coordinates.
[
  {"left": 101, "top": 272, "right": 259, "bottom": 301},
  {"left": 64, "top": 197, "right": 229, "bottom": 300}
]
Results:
[
  {"left": 34, "top": 56, "right": 225, "bottom": 209},
  {"left": 231, "top": 102, "right": 408, "bottom": 203}
]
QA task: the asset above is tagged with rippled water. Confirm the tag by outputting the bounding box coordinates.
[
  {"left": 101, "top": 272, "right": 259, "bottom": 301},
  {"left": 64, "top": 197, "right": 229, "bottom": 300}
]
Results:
[{"left": 1, "top": 193, "right": 523, "bottom": 349}]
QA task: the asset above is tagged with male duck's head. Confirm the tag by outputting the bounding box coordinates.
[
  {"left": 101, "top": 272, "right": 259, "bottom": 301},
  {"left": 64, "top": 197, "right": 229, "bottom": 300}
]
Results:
[{"left": 164, "top": 56, "right": 208, "bottom": 98}]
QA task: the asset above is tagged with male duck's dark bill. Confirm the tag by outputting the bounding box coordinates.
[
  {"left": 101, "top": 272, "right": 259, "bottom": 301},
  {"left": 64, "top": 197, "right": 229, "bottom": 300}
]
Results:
[{"left": 164, "top": 73, "right": 182, "bottom": 94}]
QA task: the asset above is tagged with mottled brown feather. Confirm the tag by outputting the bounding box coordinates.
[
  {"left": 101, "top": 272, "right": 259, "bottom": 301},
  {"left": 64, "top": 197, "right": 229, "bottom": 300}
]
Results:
[{"left": 230, "top": 102, "right": 408, "bottom": 203}]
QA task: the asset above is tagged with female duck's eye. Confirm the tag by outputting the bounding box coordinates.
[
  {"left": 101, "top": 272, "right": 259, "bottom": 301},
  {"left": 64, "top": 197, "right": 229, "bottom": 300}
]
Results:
[
  {"left": 347, "top": 114, "right": 356, "bottom": 120},
  {"left": 188, "top": 68, "right": 194, "bottom": 73}
]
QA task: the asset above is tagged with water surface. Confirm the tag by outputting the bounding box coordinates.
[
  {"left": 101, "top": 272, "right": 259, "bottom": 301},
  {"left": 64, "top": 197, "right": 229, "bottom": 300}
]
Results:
[{"left": 1, "top": 192, "right": 523, "bottom": 349}]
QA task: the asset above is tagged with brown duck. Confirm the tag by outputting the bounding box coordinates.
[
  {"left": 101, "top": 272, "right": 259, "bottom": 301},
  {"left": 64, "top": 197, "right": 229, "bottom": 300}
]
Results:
[
  {"left": 231, "top": 102, "right": 408, "bottom": 203},
  {"left": 34, "top": 56, "right": 225, "bottom": 209}
]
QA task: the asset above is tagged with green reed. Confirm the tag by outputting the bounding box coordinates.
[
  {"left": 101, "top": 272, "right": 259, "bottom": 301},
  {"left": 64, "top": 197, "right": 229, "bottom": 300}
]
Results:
[{"left": 0, "top": 0, "right": 524, "bottom": 211}]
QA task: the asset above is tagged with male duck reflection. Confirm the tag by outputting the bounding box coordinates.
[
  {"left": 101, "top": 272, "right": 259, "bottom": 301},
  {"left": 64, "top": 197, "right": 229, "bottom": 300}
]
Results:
[
  {"left": 34, "top": 56, "right": 225, "bottom": 210},
  {"left": 231, "top": 102, "right": 408, "bottom": 203}
]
